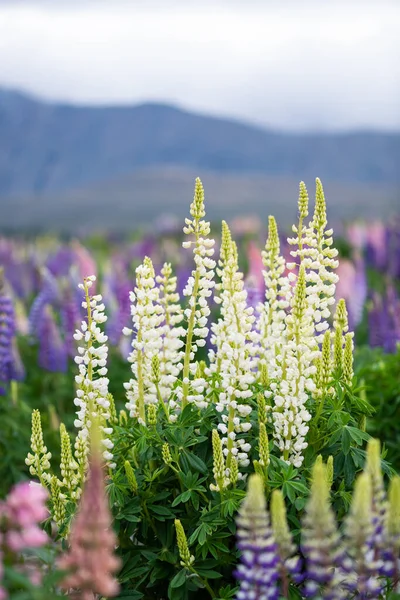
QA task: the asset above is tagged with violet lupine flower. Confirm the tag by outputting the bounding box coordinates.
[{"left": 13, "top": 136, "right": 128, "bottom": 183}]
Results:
[
  {"left": 235, "top": 474, "right": 279, "bottom": 600},
  {"left": 106, "top": 275, "right": 132, "bottom": 346},
  {"left": 38, "top": 306, "right": 68, "bottom": 373},
  {"left": 59, "top": 282, "right": 81, "bottom": 357},
  {"left": 46, "top": 245, "right": 75, "bottom": 277},
  {"left": 0, "top": 285, "right": 21, "bottom": 394},
  {"left": 368, "top": 288, "right": 400, "bottom": 353},
  {"left": 301, "top": 461, "right": 347, "bottom": 599},
  {"left": 28, "top": 268, "right": 59, "bottom": 337},
  {"left": 58, "top": 451, "right": 120, "bottom": 600}
]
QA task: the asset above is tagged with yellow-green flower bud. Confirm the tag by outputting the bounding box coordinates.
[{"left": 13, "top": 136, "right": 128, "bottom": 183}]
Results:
[
  {"left": 326, "top": 455, "right": 334, "bottom": 490},
  {"left": 388, "top": 476, "right": 400, "bottom": 547},
  {"left": 253, "top": 460, "right": 264, "bottom": 479},
  {"left": 257, "top": 392, "right": 267, "bottom": 423},
  {"left": 25, "top": 409, "right": 52, "bottom": 486},
  {"left": 107, "top": 393, "right": 118, "bottom": 424},
  {"left": 50, "top": 475, "right": 66, "bottom": 529},
  {"left": 271, "top": 489, "right": 295, "bottom": 560},
  {"left": 358, "top": 414, "right": 366, "bottom": 432},
  {"left": 230, "top": 456, "right": 238, "bottom": 486},
  {"left": 151, "top": 355, "right": 160, "bottom": 384},
  {"left": 298, "top": 181, "right": 309, "bottom": 219},
  {"left": 210, "top": 430, "right": 226, "bottom": 493},
  {"left": 313, "top": 178, "right": 327, "bottom": 231},
  {"left": 162, "top": 443, "right": 172, "bottom": 466},
  {"left": 124, "top": 460, "right": 138, "bottom": 494},
  {"left": 60, "top": 423, "right": 79, "bottom": 497},
  {"left": 259, "top": 422, "right": 270, "bottom": 469},
  {"left": 175, "top": 519, "right": 194, "bottom": 567},
  {"left": 119, "top": 409, "right": 128, "bottom": 426},
  {"left": 343, "top": 333, "right": 354, "bottom": 385},
  {"left": 147, "top": 403, "right": 157, "bottom": 426},
  {"left": 333, "top": 327, "right": 343, "bottom": 374}
]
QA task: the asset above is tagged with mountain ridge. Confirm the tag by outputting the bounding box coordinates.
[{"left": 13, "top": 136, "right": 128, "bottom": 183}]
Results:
[{"left": 0, "top": 87, "right": 399, "bottom": 198}]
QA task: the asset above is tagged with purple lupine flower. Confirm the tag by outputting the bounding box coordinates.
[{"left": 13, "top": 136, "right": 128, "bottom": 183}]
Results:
[
  {"left": 301, "top": 461, "right": 347, "bottom": 599},
  {"left": 0, "top": 279, "right": 22, "bottom": 394},
  {"left": 29, "top": 268, "right": 59, "bottom": 337},
  {"left": 235, "top": 474, "right": 279, "bottom": 600},
  {"left": 342, "top": 473, "right": 384, "bottom": 598},
  {"left": 59, "top": 280, "right": 82, "bottom": 356},
  {"left": 37, "top": 306, "right": 68, "bottom": 372},
  {"left": 368, "top": 288, "right": 400, "bottom": 353},
  {"left": 46, "top": 245, "right": 75, "bottom": 277}
]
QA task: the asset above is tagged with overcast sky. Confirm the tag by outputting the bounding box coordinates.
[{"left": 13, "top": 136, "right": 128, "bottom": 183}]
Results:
[{"left": 0, "top": 0, "right": 399, "bottom": 131}]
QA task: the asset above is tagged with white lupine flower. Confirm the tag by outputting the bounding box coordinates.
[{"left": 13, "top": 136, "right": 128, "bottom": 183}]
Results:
[
  {"left": 73, "top": 277, "right": 114, "bottom": 475},
  {"left": 124, "top": 256, "right": 164, "bottom": 423},
  {"left": 180, "top": 178, "right": 215, "bottom": 409},
  {"left": 155, "top": 262, "right": 185, "bottom": 419},
  {"left": 207, "top": 221, "right": 258, "bottom": 479}
]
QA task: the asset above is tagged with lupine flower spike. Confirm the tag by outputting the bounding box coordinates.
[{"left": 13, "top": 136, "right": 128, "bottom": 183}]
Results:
[{"left": 235, "top": 473, "right": 279, "bottom": 600}]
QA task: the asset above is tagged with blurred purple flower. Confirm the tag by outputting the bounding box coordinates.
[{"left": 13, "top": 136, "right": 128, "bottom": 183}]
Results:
[{"left": 37, "top": 306, "right": 68, "bottom": 372}]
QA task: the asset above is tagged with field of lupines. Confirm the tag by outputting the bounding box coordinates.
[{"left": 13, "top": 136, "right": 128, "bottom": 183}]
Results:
[{"left": 0, "top": 177, "right": 400, "bottom": 599}]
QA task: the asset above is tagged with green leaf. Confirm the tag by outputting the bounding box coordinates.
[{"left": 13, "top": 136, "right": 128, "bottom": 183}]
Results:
[
  {"left": 170, "top": 569, "right": 187, "bottom": 588},
  {"left": 180, "top": 451, "right": 208, "bottom": 474}
]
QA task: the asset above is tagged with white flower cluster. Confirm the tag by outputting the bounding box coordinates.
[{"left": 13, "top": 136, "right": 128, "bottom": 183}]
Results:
[
  {"left": 123, "top": 257, "right": 164, "bottom": 425},
  {"left": 179, "top": 177, "right": 215, "bottom": 409},
  {"left": 257, "top": 180, "right": 340, "bottom": 467},
  {"left": 258, "top": 215, "right": 291, "bottom": 381},
  {"left": 208, "top": 222, "right": 258, "bottom": 479},
  {"left": 72, "top": 276, "right": 114, "bottom": 468},
  {"left": 287, "top": 179, "right": 339, "bottom": 345},
  {"left": 271, "top": 265, "right": 316, "bottom": 467},
  {"left": 155, "top": 262, "right": 185, "bottom": 421}
]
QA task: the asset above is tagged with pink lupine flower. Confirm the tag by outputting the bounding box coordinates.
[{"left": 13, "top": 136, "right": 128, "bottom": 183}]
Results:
[
  {"left": 72, "top": 241, "right": 97, "bottom": 292},
  {"left": 3, "top": 481, "right": 49, "bottom": 553},
  {"left": 58, "top": 452, "right": 120, "bottom": 600}
]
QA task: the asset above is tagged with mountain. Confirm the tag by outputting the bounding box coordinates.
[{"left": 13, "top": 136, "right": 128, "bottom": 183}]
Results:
[{"left": 0, "top": 87, "right": 399, "bottom": 199}]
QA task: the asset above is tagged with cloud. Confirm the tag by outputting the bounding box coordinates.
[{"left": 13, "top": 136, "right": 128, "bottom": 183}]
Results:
[{"left": 0, "top": 0, "right": 399, "bottom": 131}]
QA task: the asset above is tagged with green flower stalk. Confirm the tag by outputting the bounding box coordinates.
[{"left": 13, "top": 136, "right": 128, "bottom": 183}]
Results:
[
  {"left": 326, "top": 455, "right": 334, "bottom": 490},
  {"left": 210, "top": 430, "right": 228, "bottom": 492},
  {"left": 25, "top": 409, "right": 52, "bottom": 486},
  {"left": 174, "top": 519, "right": 194, "bottom": 568},
  {"left": 230, "top": 456, "right": 239, "bottom": 486},
  {"left": 257, "top": 392, "right": 268, "bottom": 424},
  {"left": 180, "top": 178, "right": 215, "bottom": 409},
  {"left": 314, "top": 329, "right": 332, "bottom": 399},
  {"left": 147, "top": 403, "right": 157, "bottom": 426},
  {"left": 124, "top": 461, "right": 138, "bottom": 494},
  {"left": 332, "top": 299, "right": 349, "bottom": 374}
]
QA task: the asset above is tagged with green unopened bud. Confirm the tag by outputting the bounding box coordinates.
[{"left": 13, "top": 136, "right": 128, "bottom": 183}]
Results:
[
  {"left": 253, "top": 460, "right": 264, "bottom": 479},
  {"left": 151, "top": 355, "right": 160, "bottom": 384},
  {"left": 343, "top": 333, "right": 354, "bottom": 385},
  {"left": 175, "top": 519, "right": 194, "bottom": 567},
  {"left": 313, "top": 178, "right": 327, "bottom": 231},
  {"left": 25, "top": 409, "right": 51, "bottom": 486},
  {"left": 195, "top": 360, "right": 207, "bottom": 379},
  {"left": 326, "top": 456, "right": 334, "bottom": 490},
  {"left": 50, "top": 475, "right": 66, "bottom": 529},
  {"left": 257, "top": 392, "right": 268, "bottom": 423},
  {"left": 190, "top": 178, "right": 206, "bottom": 221},
  {"left": 107, "top": 393, "right": 118, "bottom": 424},
  {"left": 388, "top": 476, "right": 400, "bottom": 546},
  {"left": 334, "top": 299, "right": 349, "bottom": 332},
  {"left": 162, "top": 443, "right": 172, "bottom": 466},
  {"left": 271, "top": 489, "right": 294, "bottom": 560},
  {"left": 230, "top": 456, "right": 238, "bottom": 486},
  {"left": 259, "top": 422, "right": 270, "bottom": 469},
  {"left": 333, "top": 327, "right": 343, "bottom": 373},
  {"left": 124, "top": 460, "right": 138, "bottom": 494},
  {"left": 211, "top": 430, "right": 226, "bottom": 493},
  {"left": 60, "top": 423, "right": 79, "bottom": 495},
  {"left": 365, "top": 438, "right": 383, "bottom": 495},
  {"left": 298, "top": 181, "right": 309, "bottom": 219},
  {"left": 348, "top": 473, "right": 372, "bottom": 536},
  {"left": 221, "top": 221, "right": 233, "bottom": 265},
  {"left": 147, "top": 403, "right": 157, "bottom": 426},
  {"left": 258, "top": 363, "right": 269, "bottom": 390},
  {"left": 119, "top": 409, "right": 128, "bottom": 426}
]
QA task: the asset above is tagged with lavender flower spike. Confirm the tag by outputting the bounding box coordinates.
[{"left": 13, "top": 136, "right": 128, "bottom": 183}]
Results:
[{"left": 235, "top": 474, "right": 279, "bottom": 600}]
